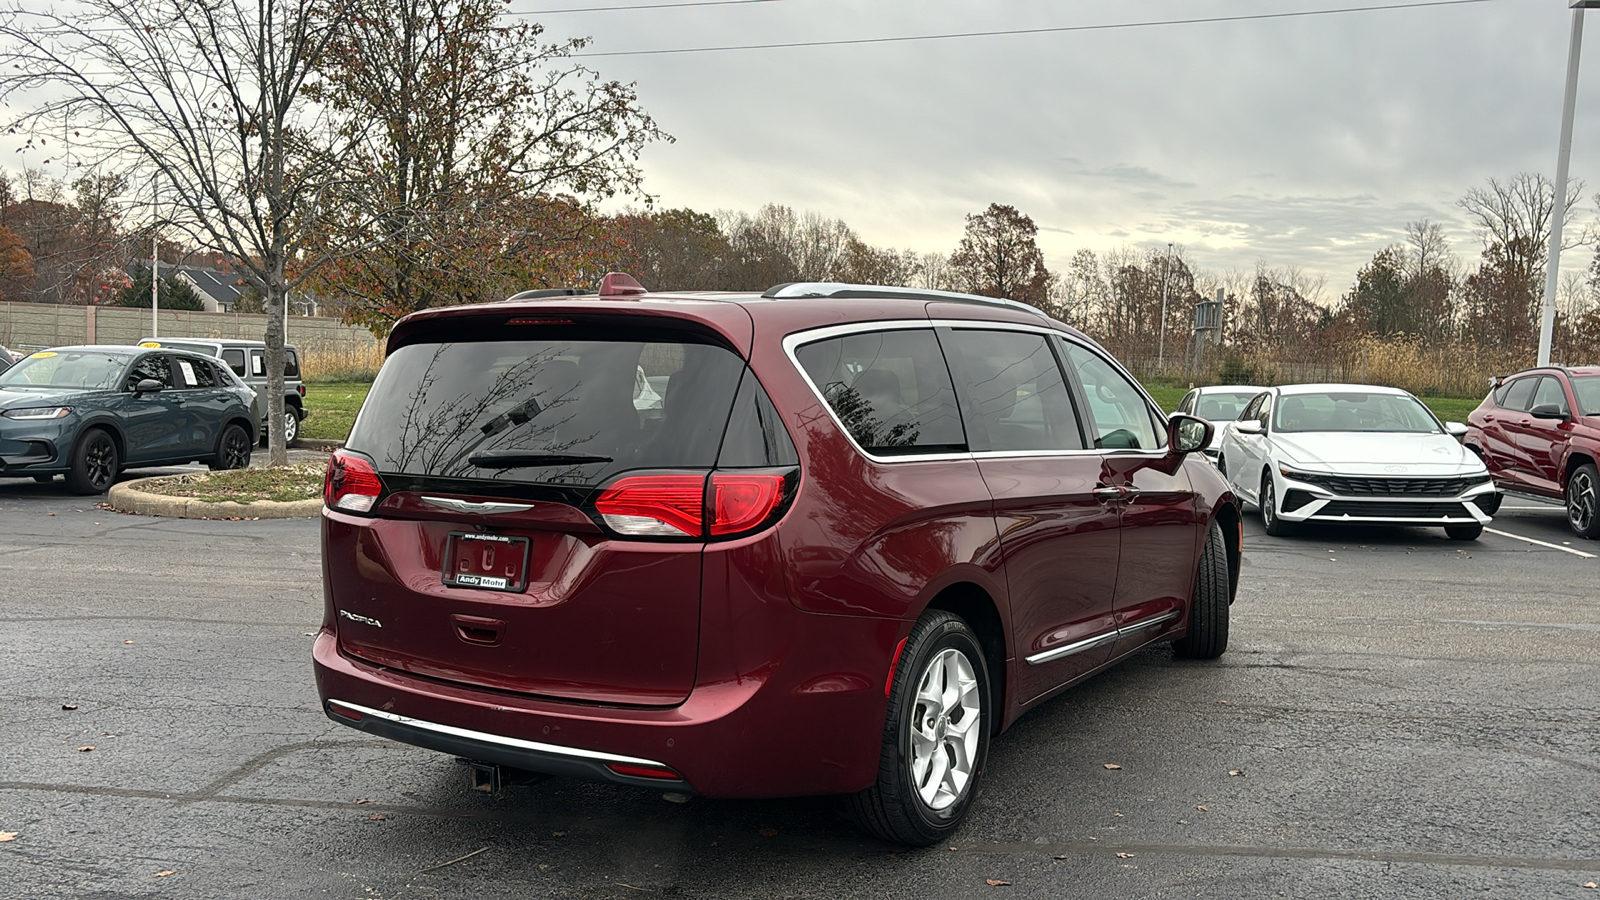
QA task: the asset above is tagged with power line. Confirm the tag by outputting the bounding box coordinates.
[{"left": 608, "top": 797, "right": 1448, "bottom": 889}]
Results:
[
  {"left": 569, "top": 0, "right": 1504, "bottom": 57},
  {"left": 507, "top": 0, "right": 775, "bottom": 14}
]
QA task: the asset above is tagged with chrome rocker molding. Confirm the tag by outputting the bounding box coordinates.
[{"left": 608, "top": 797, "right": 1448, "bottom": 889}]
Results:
[
  {"left": 1024, "top": 609, "right": 1182, "bottom": 666},
  {"left": 324, "top": 699, "right": 690, "bottom": 790}
]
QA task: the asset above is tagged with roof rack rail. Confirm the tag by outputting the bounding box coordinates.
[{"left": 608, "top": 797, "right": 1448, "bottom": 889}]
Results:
[
  {"left": 504, "top": 287, "right": 595, "bottom": 301},
  {"left": 759, "top": 282, "right": 1050, "bottom": 320}
]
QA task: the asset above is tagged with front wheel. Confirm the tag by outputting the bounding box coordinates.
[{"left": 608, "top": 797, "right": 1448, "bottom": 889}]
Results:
[
  {"left": 1566, "top": 463, "right": 1600, "bottom": 539},
  {"left": 65, "top": 429, "right": 119, "bottom": 495},
  {"left": 1260, "top": 471, "right": 1295, "bottom": 536},
  {"left": 846, "top": 610, "right": 990, "bottom": 846},
  {"left": 1444, "top": 523, "right": 1483, "bottom": 541},
  {"left": 1174, "top": 521, "right": 1230, "bottom": 659}
]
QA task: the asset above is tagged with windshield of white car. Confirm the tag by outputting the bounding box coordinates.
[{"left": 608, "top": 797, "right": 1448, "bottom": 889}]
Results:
[
  {"left": 1194, "top": 391, "right": 1261, "bottom": 421},
  {"left": 1573, "top": 376, "right": 1600, "bottom": 416},
  {"left": 1272, "top": 391, "right": 1440, "bottom": 434},
  {"left": 0, "top": 350, "right": 131, "bottom": 391}
]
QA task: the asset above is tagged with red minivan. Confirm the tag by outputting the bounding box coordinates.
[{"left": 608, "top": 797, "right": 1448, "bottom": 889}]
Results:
[{"left": 314, "top": 276, "right": 1242, "bottom": 845}]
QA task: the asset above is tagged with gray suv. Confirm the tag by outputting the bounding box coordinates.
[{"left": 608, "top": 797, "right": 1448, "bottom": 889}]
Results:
[{"left": 137, "top": 338, "right": 305, "bottom": 445}]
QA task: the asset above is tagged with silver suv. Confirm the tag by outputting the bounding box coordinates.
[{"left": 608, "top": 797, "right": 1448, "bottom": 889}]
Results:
[{"left": 137, "top": 338, "right": 305, "bottom": 445}]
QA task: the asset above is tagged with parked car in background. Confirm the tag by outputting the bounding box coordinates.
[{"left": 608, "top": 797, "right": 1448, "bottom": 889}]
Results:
[
  {"left": 1465, "top": 365, "right": 1600, "bottom": 538},
  {"left": 0, "top": 345, "right": 256, "bottom": 493},
  {"left": 0, "top": 346, "right": 15, "bottom": 374},
  {"left": 1215, "top": 383, "right": 1497, "bottom": 540},
  {"left": 1174, "top": 384, "right": 1266, "bottom": 458},
  {"left": 316, "top": 275, "right": 1243, "bottom": 846},
  {"left": 137, "top": 337, "right": 305, "bottom": 445}
]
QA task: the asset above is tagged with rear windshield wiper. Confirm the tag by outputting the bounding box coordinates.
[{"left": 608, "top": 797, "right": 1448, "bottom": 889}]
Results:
[{"left": 468, "top": 451, "right": 613, "bottom": 468}]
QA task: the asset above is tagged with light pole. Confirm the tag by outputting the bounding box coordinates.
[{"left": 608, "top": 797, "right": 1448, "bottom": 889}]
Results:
[
  {"left": 1540, "top": 1, "right": 1600, "bottom": 367},
  {"left": 1157, "top": 242, "right": 1174, "bottom": 373}
]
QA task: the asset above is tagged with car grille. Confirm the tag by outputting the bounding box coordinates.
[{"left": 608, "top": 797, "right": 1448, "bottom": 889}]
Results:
[
  {"left": 1289, "top": 473, "right": 1484, "bottom": 497},
  {"left": 1316, "top": 501, "right": 1472, "bottom": 519}
]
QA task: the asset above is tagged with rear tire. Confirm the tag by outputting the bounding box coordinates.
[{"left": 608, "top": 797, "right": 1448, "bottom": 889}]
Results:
[
  {"left": 283, "top": 408, "right": 300, "bottom": 446},
  {"left": 1174, "top": 521, "right": 1230, "bottom": 660},
  {"left": 846, "top": 610, "right": 990, "bottom": 847},
  {"left": 65, "top": 429, "right": 119, "bottom": 495},
  {"left": 1444, "top": 523, "right": 1482, "bottom": 541},
  {"left": 1260, "top": 471, "right": 1295, "bottom": 536},
  {"left": 209, "top": 423, "right": 253, "bottom": 471},
  {"left": 1565, "top": 462, "right": 1600, "bottom": 539}
]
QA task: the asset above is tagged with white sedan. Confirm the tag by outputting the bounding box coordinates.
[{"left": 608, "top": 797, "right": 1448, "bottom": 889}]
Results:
[
  {"left": 1214, "top": 383, "right": 1499, "bottom": 540},
  {"left": 1174, "top": 384, "right": 1266, "bottom": 458}
]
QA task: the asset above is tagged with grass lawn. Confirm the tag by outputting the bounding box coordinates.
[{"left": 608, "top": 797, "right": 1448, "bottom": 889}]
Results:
[
  {"left": 301, "top": 381, "right": 372, "bottom": 441},
  {"left": 137, "top": 464, "right": 324, "bottom": 504}
]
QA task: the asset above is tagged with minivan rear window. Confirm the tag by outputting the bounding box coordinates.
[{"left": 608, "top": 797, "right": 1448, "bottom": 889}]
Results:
[{"left": 347, "top": 337, "right": 747, "bottom": 486}]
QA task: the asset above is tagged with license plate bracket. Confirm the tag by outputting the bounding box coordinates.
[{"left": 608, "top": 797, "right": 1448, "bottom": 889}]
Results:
[{"left": 442, "top": 532, "right": 530, "bottom": 593}]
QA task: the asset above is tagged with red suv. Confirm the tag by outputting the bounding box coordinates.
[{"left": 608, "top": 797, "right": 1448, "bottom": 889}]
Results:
[
  {"left": 314, "top": 275, "right": 1242, "bottom": 844},
  {"left": 1465, "top": 365, "right": 1600, "bottom": 538}
]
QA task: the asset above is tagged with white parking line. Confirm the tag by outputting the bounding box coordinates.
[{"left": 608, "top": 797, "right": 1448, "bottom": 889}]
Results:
[{"left": 1483, "top": 527, "right": 1598, "bottom": 558}]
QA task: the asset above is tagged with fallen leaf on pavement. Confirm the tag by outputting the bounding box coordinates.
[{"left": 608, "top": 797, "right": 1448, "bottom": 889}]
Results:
[
  {"left": 1197, "top": 805, "right": 1208, "bottom": 812},
  {"left": 1052, "top": 854, "right": 1068, "bottom": 860},
  {"left": 77, "top": 746, "right": 94, "bottom": 752},
  {"left": 61, "top": 704, "right": 77, "bottom": 711},
  {"left": 123, "top": 640, "right": 134, "bottom": 644},
  {"left": 1116, "top": 852, "right": 1136, "bottom": 859},
  {"left": 1103, "top": 763, "right": 1122, "bottom": 770},
  {"left": 155, "top": 871, "right": 174, "bottom": 877},
  {"left": 1228, "top": 770, "right": 1243, "bottom": 777},
  {"left": 551, "top": 830, "right": 567, "bottom": 838},
  {"left": 367, "top": 814, "right": 385, "bottom": 821},
  {"left": 758, "top": 828, "right": 778, "bottom": 837},
  {"left": 1584, "top": 883, "right": 1597, "bottom": 890},
  {"left": 948, "top": 846, "right": 958, "bottom": 851},
  {"left": 985, "top": 879, "right": 1011, "bottom": 886},
  {"left": 355, "top": 798, "right": 373, "bottom": 804},
  {"left": 0, "top": 832, "right": 16, "bottom": 842}
]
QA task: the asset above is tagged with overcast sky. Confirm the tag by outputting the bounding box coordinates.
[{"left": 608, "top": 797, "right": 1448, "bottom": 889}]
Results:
[{"left": 517, "top": 0, "right": 1592, "bottom": 299}]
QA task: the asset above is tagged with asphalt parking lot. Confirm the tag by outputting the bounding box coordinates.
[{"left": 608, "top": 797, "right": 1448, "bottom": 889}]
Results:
[{"left": 1, "top": 474, "right": 1596, "bottom": 899}]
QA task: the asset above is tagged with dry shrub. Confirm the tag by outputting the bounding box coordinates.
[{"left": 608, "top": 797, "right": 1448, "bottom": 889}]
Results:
[{"left": 299, "top": 340, "right": 383, "bottom": 382}]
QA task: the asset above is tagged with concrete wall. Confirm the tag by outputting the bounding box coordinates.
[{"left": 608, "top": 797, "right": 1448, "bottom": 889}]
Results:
[{"left": 0, "top": 302, "right": 383, "bottom": 377}]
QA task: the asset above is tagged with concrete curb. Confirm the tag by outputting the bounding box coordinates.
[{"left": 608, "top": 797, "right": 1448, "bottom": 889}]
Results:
[
  {"left": 294, "top": 438, "right": 344, "bottom": 451},
  {"left": 107, "top": 476, "right": 324, "bottom": 520}
]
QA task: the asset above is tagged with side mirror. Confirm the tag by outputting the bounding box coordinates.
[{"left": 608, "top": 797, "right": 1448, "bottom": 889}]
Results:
[
  {"left": 1445, "top": 421, "right": 1469, "bottom": 437},
  {"left": 132, "top": 378, "right": 164, "bottom": 395},
  {"left": 1167, "top": 413, "right": 1213, "bottom": 455},
  {"left": 1528, "top": 403, "right": 1568, "bottom": 421},
  {"left": 1233, "top": 419, "right": 1264, "bottom": 435}
]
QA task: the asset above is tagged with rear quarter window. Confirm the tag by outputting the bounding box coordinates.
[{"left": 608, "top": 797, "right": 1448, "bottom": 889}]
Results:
[{"left": 793, "top": 328, "right": 966, "bottom": 455}]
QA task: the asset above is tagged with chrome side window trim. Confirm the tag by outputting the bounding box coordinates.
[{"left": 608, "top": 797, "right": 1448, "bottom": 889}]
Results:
[{"left": 326, "top": 700, "right": 669, "bottom": 768}]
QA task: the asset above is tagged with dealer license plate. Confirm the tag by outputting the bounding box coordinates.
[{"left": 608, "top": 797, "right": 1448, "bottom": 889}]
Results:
[{"left": 442, "top": 532, "right": 530, "bottom": 592}]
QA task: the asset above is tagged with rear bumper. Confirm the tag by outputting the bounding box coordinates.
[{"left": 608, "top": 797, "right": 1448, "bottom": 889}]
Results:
[{"left": 313, "top": 605, "right": 903, "bottom": 799}]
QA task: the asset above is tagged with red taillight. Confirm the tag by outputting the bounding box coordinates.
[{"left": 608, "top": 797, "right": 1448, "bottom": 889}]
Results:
[
  {"left": 710, "top": 473, "right": 787, "bottom": 536},
  {"left": 595, "top": 474, "right": 705, "bottom": 537},
  {"left": 324, "top": 449, "right": 383, "bottom": 513},
  {"left": 605, "top": 762, "right": 682, "bottom": 781},
  {"left": 297, "top": 384, "right": 306, "bottom": 397}
]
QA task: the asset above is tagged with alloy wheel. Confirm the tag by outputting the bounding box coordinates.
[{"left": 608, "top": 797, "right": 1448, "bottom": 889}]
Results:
[
  {"left": 1569, "top": 469, "right": 1597, "bottom": 534},
  {"left": 84, "top": 434, "right": 116, "bottom": 490},
  {"left": 907, "top": 647, "right": 982, "bottom": 812},
  {"left": 223, "top": 428, "right": 251, "bottom": 469}
]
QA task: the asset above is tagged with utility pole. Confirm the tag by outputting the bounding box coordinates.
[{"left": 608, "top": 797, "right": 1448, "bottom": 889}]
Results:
[
  {"left": 1157, "top": 242, "right": 1174, "bottom": 372},
  {"left": 150, "top": 171, "right": 159, "bottom": 338},
  {"left": 1541, "top": 2, "right": 1600, "bottom": 366}
]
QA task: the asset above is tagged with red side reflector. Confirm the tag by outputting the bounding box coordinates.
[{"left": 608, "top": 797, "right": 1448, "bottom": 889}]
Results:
[
  {"left": 328, "top": 703, "right": 363, "bottom": 723},
  {"left": 884, "top": 636, "right": 909, "bottom": 697},
  {"left": 605, "top": 762, "right": 682, "bottom": 781},
  {"left": 710, "top": 473, "right": 786, "bottom": 535}
]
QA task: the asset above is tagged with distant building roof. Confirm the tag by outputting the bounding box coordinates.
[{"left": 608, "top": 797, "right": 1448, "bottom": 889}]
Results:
[{"left": 174, "top": 266, "right": 250, "bottom": 309}]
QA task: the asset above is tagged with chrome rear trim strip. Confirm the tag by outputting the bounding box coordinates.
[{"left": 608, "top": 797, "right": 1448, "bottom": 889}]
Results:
[
  {"left": 326, "top": 700, "right": 666, "bottom": 768},
  {"left": 421, "top": 497, "right": 535, "bottom": 515}
]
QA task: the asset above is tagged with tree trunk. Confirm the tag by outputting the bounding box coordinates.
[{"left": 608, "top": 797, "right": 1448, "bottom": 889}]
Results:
[{"left": 263, "top": 269, "right": 289, "bottom": 467}]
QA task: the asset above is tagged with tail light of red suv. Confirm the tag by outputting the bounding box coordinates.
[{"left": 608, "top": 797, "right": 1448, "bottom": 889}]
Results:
[
  {"left": 324, "top": 449, "right": 383, "bottom": 513},
  {"left": 593, "top": 470, "right": 794, "bottom": 539}
]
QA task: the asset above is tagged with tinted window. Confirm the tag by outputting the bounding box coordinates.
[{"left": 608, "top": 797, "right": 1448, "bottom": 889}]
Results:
[
  {"left": 1273, "top": 391, "right": 1439, "bottom": 434},
  {"left": 249, "top": 350, "right": 266, "bottom": 377},
  {"left": 174, "top": 357, "right": 217, "bottom": 388},
  {"left": 1177, "top": 391, "right": 1195, "bottom": 414},
  {"left": 942, "top": 329, "right": 1083, "bottom": 452},
  {"left": 1532, "top": 376, "right": 1568, "bottom": 414},
  {"left": 127, "top": 354, "right": 176, "bottom": 389},
  {"left": 1195, "top": 391, "right": 1262, "bottom": 422},
  {"left": 348, "top": 336, "right": 746, "bottom": 487},
  {"left": 1060, "top": 341, "right": 1159, "bottom": 450},
  {"left": 1499, "top": 376, "right": 1538, "bottom": 412},
  {"left": 718, "top": 370, "right": 799, "bottom": 468},
  {"left": 1573, "top": 375, "right": 1600, "bottom": 416},
  {"left": 795, "top": 328, "right": 966, "bottom": 455},
  {"left": 221, "top": 349, "right": 246, "bottom": 376},
  {"left": 0, "top": 350, "right": 129, "bottom": 390},
  {"left": 1240, "top": 393, "right": 1264, "bottom": 421},
  {"left": 284, "top": 349, "right": 300, "bottom": 378}
]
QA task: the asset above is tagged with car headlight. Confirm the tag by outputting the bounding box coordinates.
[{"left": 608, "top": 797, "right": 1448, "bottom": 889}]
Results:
[
  {"left": 1278, "top": 464, "right": 1318, "bottom": 482},
  {"left": 2, "top": 406, "right": 72, "bottom": 420}
]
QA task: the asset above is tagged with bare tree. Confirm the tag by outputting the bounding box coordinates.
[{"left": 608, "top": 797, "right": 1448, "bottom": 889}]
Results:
[
  {"left": 0, "top": 0, "right": 350, "bottom": 464},
  {"left": 1459, "top": 173, "right": 1586, "bottom": 276}
]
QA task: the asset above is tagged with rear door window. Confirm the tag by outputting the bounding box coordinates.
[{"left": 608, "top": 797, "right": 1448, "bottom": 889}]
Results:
[
  {"left": 940, "top": 329, "right": 1084, "bottom": 452},
  {"left": 284, "top": 349, "right": 300, "bottom": 378},
  {"left": 1499, "top": 376, "right": 1538, "bottom": 412},
  {"left": 793, "top": 328, "right": 966, "bottom": 455},
  {"left": 347, "top": 335, "right": 748, "bottom": 486},
  {"left": 221, "top": 349, "right": 246, "bottom": 376}
]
